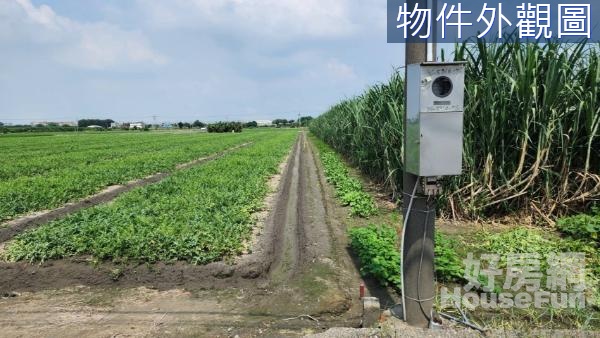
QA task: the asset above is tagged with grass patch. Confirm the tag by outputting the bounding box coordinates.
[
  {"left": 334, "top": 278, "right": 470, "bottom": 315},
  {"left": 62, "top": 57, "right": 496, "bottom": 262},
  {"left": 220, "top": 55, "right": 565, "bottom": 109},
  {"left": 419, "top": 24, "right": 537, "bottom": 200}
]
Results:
[{"left": 448, "top": 225, "right": 600, "bottom": 329}]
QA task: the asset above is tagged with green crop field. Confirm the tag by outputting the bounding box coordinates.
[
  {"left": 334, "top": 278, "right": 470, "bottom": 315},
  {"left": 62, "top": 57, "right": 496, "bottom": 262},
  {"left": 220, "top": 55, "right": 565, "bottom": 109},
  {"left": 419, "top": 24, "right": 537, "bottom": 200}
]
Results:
[
  {"left": 0, "top": 130, "right": 280, "bottom": 223},
  {"left": 4, "top": 129, "right": 298, "bottom": 263}
]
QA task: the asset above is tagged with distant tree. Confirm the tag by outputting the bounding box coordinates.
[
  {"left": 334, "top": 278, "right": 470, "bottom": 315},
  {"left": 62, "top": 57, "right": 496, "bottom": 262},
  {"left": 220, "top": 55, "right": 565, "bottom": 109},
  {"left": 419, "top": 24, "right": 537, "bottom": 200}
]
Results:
[
  {"left": 208, "top": 121, "right": 243, "bottom": 133},
  {"left": 193, "top": 120, "right": 206, "bottom": 128},
  {"left": 183, "top": 122, "right": 192, "bottom": 129},
  {"left": 0, "top": 122, "right": 4, "bottom": 126},
  {"left": 244, "top": 121, "right": 258, "bottom": 128},
  {"left": 299, "top": 116, "right": 313, "bottom": 126},
  {"left": 177, "top": 122, "right": 184, "bottom": 129},
  {"left": 272, "top": 119, "right": 288, "bottom": 125}
]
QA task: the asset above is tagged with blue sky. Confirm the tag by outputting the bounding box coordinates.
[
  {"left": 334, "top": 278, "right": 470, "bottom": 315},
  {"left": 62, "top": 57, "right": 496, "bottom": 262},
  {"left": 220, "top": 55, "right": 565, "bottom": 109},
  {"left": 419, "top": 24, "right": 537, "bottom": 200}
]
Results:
[{"left": 0, "top": 0, "right": 406, "bottom": 124}]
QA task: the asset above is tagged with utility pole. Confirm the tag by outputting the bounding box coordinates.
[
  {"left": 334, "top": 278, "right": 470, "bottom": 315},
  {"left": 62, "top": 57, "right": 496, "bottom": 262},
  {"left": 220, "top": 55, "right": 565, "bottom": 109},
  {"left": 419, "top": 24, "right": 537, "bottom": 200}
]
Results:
[{"left": 402, "top": 0, "right": 435, "bottom": 328}]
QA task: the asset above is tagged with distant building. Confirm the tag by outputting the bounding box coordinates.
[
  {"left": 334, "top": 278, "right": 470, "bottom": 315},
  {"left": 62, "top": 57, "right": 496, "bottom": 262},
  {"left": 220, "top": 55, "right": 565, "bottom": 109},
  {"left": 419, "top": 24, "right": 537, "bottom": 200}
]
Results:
[
  {"left": 129, "top": 122, "right": 145, "bottom": 130},
  {"left": 110, "top": 122, "right": 122, "bottom": 129},
  {"left": 256, "top": 120, "right": 273, "bottom": 127},
  {"left": 87, "top": 125, "right": 104, "bottom": 129}
]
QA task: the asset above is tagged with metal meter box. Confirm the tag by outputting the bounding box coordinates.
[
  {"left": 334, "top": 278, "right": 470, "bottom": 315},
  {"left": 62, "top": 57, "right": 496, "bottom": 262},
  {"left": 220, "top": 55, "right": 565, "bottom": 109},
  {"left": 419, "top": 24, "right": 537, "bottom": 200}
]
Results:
[{"left": 406, "top": 62, "right": 465, "bottom": 177}]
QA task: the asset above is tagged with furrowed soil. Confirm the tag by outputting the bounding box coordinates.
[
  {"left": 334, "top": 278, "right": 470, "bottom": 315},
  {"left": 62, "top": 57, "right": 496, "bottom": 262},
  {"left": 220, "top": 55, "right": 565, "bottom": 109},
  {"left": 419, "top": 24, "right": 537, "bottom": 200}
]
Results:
[{"left": 0, "top": 132, "right": 368, "bottom": 337}]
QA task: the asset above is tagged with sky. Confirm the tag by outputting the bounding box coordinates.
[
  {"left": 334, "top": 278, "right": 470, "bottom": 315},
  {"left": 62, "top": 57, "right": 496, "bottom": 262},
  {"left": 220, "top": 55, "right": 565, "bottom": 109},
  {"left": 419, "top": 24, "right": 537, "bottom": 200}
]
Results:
[{"left": 0, "top": 0, "right": 407, "bottom": 124}]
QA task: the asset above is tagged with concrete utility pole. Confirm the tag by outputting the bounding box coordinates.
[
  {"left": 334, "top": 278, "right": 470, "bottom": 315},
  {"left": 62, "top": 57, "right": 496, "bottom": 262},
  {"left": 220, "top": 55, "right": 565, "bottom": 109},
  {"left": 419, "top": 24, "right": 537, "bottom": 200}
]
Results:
[{"left": 402, "top": 0, "right": 436, "bottom": 328}]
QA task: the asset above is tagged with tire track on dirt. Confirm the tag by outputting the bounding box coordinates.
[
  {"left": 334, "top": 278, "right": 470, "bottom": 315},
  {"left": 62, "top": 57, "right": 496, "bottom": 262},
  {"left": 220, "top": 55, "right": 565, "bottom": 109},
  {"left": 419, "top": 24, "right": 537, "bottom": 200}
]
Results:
[{"left": 267, "top": 132, "right": 334, "bottom": 281}]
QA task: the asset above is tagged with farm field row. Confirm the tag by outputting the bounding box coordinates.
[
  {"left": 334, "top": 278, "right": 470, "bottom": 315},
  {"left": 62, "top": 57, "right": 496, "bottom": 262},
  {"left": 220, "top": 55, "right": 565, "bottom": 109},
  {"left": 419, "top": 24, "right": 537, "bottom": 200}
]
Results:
[
  {"left": 0, "top": 130, "right": 278, "bottom": 222},
  {"left": 0, "top": 131, "right": 268, "bottom": 180},
  {"left": 4, "top": 130, "right": 298, "bottom": 264}
]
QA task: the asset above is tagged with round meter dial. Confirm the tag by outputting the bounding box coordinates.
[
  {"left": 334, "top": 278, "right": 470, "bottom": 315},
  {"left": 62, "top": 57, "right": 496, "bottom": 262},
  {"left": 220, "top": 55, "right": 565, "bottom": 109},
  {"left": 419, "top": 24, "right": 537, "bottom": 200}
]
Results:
[{"left": 432, "top": 76, "right": 453, "bottom": 98}]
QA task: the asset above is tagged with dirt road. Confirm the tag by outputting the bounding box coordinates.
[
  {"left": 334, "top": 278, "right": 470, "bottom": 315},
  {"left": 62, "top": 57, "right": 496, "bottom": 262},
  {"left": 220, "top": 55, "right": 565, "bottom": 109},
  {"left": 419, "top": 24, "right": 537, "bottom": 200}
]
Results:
[{"left": 0, "top": 132, "right": 367, "bottom": 337}]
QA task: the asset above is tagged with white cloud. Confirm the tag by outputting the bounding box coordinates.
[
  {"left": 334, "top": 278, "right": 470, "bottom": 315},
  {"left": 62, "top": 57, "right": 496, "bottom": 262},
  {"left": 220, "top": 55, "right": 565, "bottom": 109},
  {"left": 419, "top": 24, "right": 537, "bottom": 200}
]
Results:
[
  {"left": 326, "top": 58, "right": 357, "bottom": 80},
  {"left": 137, "top": 0, "right": 360, "bottom": 39},
  {"left": 0, "top": 0, "right": 166, "bottom": 70},
  {"left": 0, "top": 0, "right": 397, "bottom": 123}
]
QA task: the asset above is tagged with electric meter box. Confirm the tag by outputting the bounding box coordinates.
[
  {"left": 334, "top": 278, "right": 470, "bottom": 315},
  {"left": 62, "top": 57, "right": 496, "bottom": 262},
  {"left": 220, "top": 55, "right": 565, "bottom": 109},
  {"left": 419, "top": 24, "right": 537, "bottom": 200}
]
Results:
[{"left": 406, "top": 62, "right": 466, "bottom": 177}]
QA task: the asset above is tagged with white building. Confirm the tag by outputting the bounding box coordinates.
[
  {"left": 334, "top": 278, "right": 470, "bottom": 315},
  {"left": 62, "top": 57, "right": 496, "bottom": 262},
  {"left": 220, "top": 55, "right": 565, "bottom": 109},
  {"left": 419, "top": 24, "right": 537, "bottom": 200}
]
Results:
[
  {"left": 256, "top": 120, "right": 273, "bottom": 127},
  {"left": 129, "top": 122, "right": 145, "bottom": 130}
]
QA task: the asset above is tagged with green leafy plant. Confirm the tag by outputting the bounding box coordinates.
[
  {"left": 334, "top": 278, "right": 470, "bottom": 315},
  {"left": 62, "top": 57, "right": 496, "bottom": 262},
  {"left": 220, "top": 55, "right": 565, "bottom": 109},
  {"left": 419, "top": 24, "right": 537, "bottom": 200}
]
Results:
[
  {"left": 557, "top": 207, "right": 600, "bottom": 243},
  {"left": 349, "top": 225, "right": 402, "bottom": 288},
  {"left": 349, "top": 224, "right": 464, "bottom": 289},
  {"left": 434, "top": 232, "right": 464, "bottom": 282},
  {"left": 312, "top": 137, "right": 377, "bottom": 218},
  {"left": 342, "top": 191, "right": 379, "bottom": 217}
]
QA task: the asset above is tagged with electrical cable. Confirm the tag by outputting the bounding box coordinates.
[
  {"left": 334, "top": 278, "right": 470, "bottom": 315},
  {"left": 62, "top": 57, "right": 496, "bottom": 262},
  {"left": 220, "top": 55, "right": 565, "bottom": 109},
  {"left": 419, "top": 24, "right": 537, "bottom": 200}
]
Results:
[
  {"left": 439, "top": 311, "right": 486, "bottom": 332},
  {"left": 403, "top": 189, "right": 435, "bottom": 322},
  {"left": 402, "top": 180, "right": 419, "bottom": 230},
  {"left": 401, "top": 179, "right": 434, "bottom": 323},
  {"left": 404, "top": 184, "right": 486, "bottom": 332},
  {"left": 400, "top": 179, "right": 419, "bottom": 320},
  {"left": 401, "top": 180, "right": 487, "bottom": 332}
]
